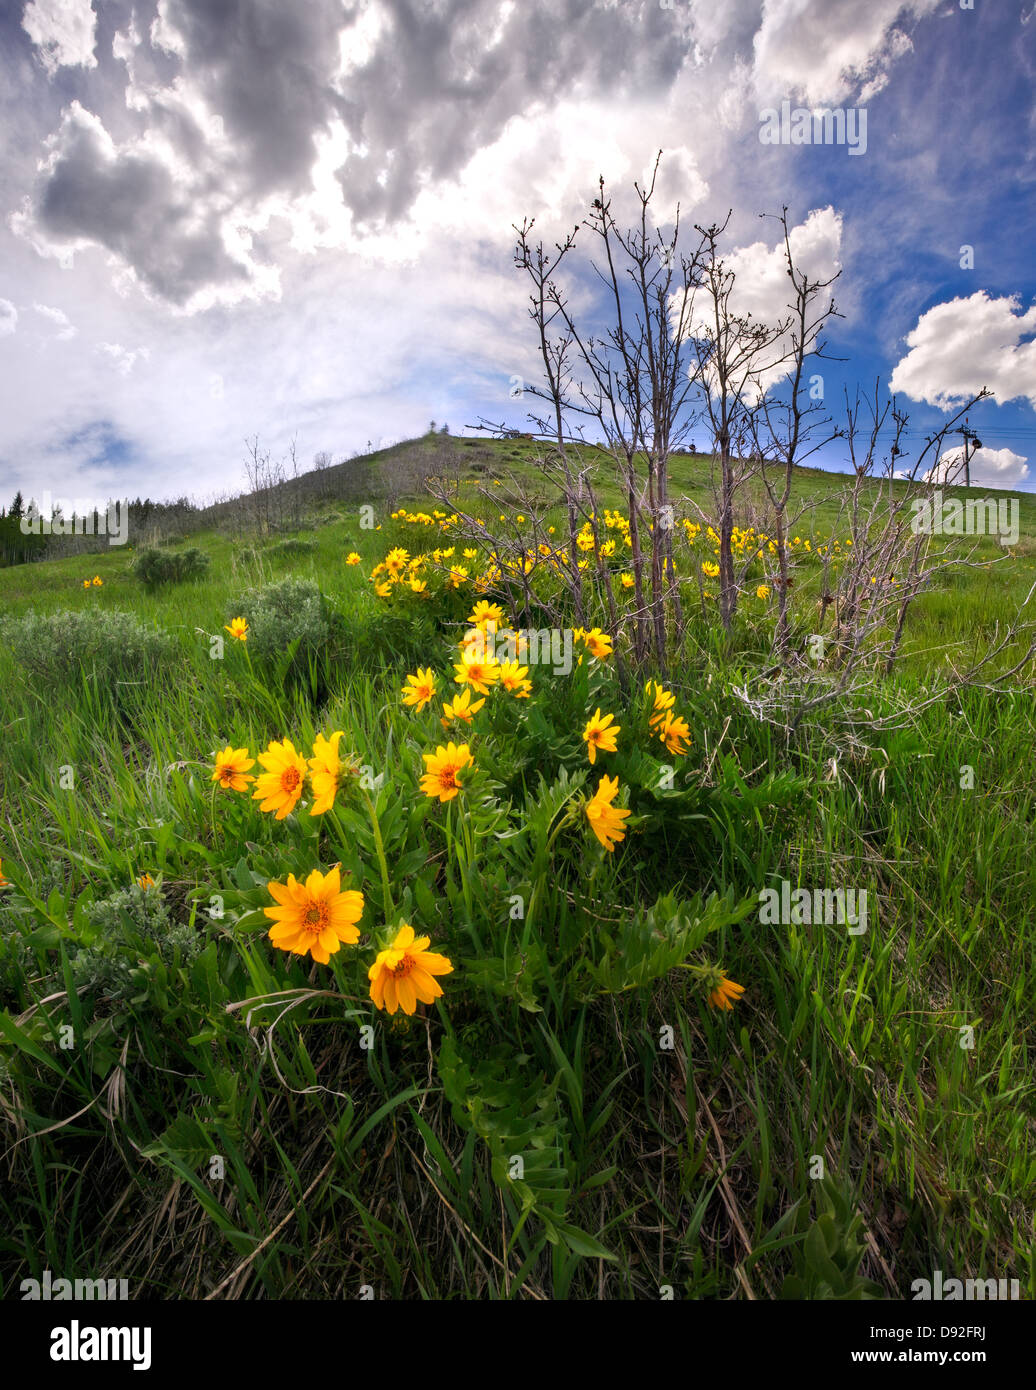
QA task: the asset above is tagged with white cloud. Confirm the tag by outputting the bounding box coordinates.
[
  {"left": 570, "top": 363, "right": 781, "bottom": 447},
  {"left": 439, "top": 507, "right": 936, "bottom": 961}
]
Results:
[
  {"left": 925, "top": 444, "right": 1029, "bottom": 489},
  {"left": 0, "top": 299, "right": 17, "bottom": 336},
  {"left": 98, "top": 342, "right": 150, "bottom": 375},
  {"left": 750, "top": 0, "right": 935, "bottom": 104},
  {"left": 33, "top": 301, "right": 77, "bottom": 339},
  {"left": 686, "top": 205, "right": 844, "bottom": 399},
  {"left": 21, "top": 0, "right": 98, "bottom": 78},
  {"left": 890, "top": 292, "right": 1036, "bottom": 410}
]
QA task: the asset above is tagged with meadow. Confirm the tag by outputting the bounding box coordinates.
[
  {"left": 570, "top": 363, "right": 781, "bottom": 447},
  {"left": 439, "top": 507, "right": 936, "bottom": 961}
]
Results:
[{"left": 0, "top": 435, "right": 1033, "bottom": 1300}]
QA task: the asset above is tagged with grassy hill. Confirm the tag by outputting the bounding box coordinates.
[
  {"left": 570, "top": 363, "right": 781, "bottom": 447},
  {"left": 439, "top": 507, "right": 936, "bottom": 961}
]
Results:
[{"left": 0, "top": 437, "right": 1033, "bottom": 1300}]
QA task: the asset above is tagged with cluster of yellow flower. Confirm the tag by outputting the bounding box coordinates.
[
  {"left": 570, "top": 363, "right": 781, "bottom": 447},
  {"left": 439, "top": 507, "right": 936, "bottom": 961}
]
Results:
[
  {"left": 210, "top": 735, "right": 453, "bottom": 1012},
  {"left": 371, "top": 508, "right": 850, "bottom": 620},
  {"left": 392, "top": 614, "right": 749, "bottom": 1027},
  {"left": 80, "top": 575, "right": 103, "bottom": 589}
]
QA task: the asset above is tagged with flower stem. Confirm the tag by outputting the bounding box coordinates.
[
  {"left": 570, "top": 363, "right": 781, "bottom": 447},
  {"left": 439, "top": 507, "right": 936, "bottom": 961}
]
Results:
[{"left": 359, "top": 786, "right": 394, "bottom": 921}]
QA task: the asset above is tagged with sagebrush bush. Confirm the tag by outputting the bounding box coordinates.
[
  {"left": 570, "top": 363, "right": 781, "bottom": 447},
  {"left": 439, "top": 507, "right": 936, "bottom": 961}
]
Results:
[
  {"left": 1, "top": 608, "right": 175, "bottom": 692},
  {"left": 132, "top": 545, "right": 210, "bottom": 587},
  {"left": 71, "top": 882, "right": 200, "bottom": 1010},
  {"left": 229, "top": 576, "right": 345, "bottom": 668}
]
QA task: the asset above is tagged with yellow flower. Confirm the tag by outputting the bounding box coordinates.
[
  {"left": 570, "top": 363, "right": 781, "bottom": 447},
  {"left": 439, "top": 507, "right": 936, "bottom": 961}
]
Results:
[
  {"left": 137, "top": 873, "right": 155, "bottom": 889},
  {"left": 657, "top": 711, "right": 691, "bottom": 756},
  {"left": 447, "top": 565, "right": 469, "bottom": 588},
  {"left": 368, "top": 924, "right": 453, "bottom": 1016},
  {"left": 308, "top": 731, "right": 345, "bottom": 816},
  {"left": 264, "top": 866, "right": 364, "bottom": 965},
  {"left": 346, "top": 552, "right": 361, "bottom": 565},
  {"left": 756, "top": 584, "right": 770, "bottom": 600},
  {"left": 582, "top": 627, "right": 613, "bottom": 660},
  {"left": 620, "top": 573, "right": 635, "bottom": 589},
  {"left": 498, "top": 660, "right": 532, "bottom": 697},
  {"left": 384, "top": 547, "right": 409, "bottom": 577},
  {"left": 374, "top": 580, "right": 393, "bottom": 597},
  {"left": 420, "top": 742, "right": 473, "bottom": 802},
  {"left": 402, "top": 667, "right": 437, "bottom": 712},
  {"left": 453, "top": 647, "right": 500, "bottom": 694},
  {"left": 408, "top": 576, "right": 428, "bottom": 595},
  {"left": 585, "top": 774, "right": 631, "bottom": 852},
  {"left": 0, "top": 859, "right": 8, "bottom": 888},
  {"left": 92, "top": 575, "right": 103, "bottom": 587},
  {"left": 469, "top": 600, "right": 504, "bottom": 627},
  {"left": 442, "top": 686, "right": 485, "bottom": 727},
  {"left": 225, "top": 617, "right": 248, "bottom": 642},
  {"left": 583, "top": 708, "right": 620, "bottom": 764},
  {"left": 646, "top": 681, "right": 676, "bottom": 728},
  {"left": 211, "top": 745, "right": 255, "bottom": 791},
  {"left": 708, "top": 976, "right": 745, "bottom": 1011},
  {"left": 252, "top": 738, "right": 308, "bottom": 819},
  {"left": 701, "top": 561, "right": 719, "bottom": 578},
  {"left": 82, "top": 579, "right": 91, "bottom": 589}
]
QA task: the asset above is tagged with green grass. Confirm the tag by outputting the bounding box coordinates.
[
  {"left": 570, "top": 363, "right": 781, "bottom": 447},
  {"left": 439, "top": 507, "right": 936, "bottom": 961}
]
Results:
[{"left": 0, "top": 443, "right": 1033, "bottom": 1300}]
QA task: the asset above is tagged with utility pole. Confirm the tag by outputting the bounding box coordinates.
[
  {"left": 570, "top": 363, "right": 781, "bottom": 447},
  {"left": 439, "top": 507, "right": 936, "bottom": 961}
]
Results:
[{"left": 954, "top": 418, "right": 982, "bottom": 487}]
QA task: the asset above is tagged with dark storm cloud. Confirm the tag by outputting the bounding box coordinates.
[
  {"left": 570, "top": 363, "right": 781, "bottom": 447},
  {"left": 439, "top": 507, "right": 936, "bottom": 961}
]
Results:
[
  {"left": 37, "top": 106, "right": 246, "bottom": 304},
  {"left": 336, "top": 0, "right": 688, "bottom": 224},
  {"left": 158, "top": 0, "right": 347, "bottom": 196},
  {"left": 23, "top": 0, "right": 693, "bottom": 302}
]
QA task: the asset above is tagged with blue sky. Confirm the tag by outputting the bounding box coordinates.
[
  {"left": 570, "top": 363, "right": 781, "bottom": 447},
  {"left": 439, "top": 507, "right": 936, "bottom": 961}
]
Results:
[{"left": 1, "top": 0, "right": 1034, "bottom": 507}]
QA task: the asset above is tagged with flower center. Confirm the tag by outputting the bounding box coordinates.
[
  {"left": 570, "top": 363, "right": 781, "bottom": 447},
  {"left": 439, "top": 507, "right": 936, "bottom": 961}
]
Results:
[
  {"left": 303, "top": 904, "right": 328, "bottom": 934},
  {"left": 282, "top": 767, "right": 301, "bottom": 792},
  {"left": 439, "top": 765, "right": 458, "bottom": 789},
  {"left": 392, "top": 954, "right": 415, "bottom": 978}
]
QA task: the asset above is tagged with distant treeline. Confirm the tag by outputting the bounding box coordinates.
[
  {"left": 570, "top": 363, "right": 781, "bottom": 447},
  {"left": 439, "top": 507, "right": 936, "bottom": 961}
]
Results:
[{"left": 0, "top": 434, "right": 541, "bottom": 567}]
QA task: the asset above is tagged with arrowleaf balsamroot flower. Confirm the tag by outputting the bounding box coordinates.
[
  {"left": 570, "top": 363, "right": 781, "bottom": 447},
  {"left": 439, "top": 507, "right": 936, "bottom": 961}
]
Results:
[
  {"left": 582, "top": 627, "right": 613, "bottom": 660},
  {"left": 469, "top": 600, "right": 505, "bottom": 627},
  {"left": 657, "top": 711, "right": 691, "bottom": 757},
  {"left": 453, "top": 647, "right": 499, "bottom": 694},
  {"left": 708, "top": 976, "right": 745, "bottom": 1011},
  {"left": 583, "top": 708, "right": 620, "bottom": 764},
  {"left": 264, "top": 866, "right": 364, "bottom": 965},
  {"left": 346, "top": 552, "right": 361, "bottom": 565},
  {"left": 646, "top": 681, "right": 676, "bottom": 728},
  {"left": 225, "top": 617, "right": 248, "bottom": 641},
  {"left": 308, "top": 731, "right": 345, "bottom": 816},
  {"left": 585, "top": 774, "right": 631, "bottom": 852},
  {"left": 384, "top": 547, "right": 409, "bottom": 578},
  {"left": 368, "top": 924, "right": 453, "bottom": 1016},
  {"left": 212, "top": 745, "right": 255, "bottom": 791},
  {"left": 0, "top": 860, "right": 9, "bottom": 888},
  {"left": 498, "top": 660, "right": 531, "bottom": 697},
  {"left": 420, "top": 742, "right": 473, "bottom": 802},
  {"left": 402, "top": 667, "right": 437, "bottom": 712},
  {"left": 253, "top": 738, "right": 308, "bottom": 820},
  {"left": 441, "top": 687, "right": 484, "bottom": 728}
]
